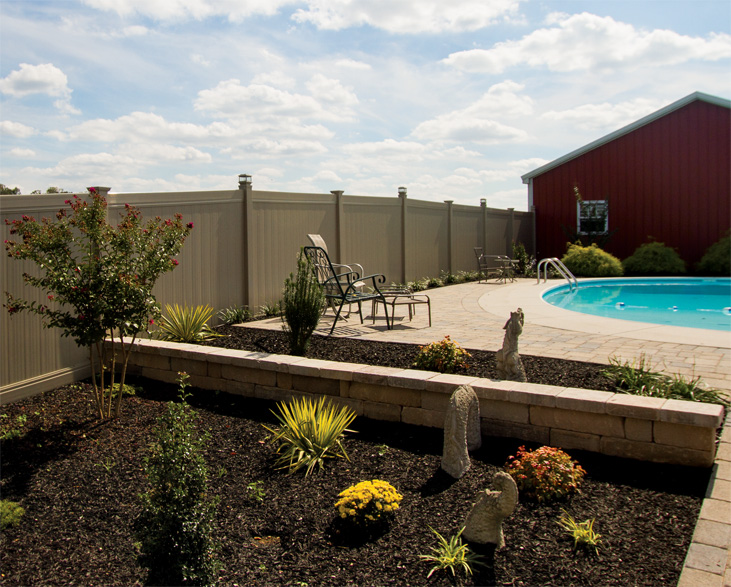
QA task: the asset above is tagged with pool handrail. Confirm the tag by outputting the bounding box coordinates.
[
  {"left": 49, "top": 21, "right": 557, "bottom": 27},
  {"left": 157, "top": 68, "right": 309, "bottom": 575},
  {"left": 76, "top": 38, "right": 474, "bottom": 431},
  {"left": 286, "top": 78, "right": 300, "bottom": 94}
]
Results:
[{"left": 537, "top": 258, "right": 578, "bottom": 290}]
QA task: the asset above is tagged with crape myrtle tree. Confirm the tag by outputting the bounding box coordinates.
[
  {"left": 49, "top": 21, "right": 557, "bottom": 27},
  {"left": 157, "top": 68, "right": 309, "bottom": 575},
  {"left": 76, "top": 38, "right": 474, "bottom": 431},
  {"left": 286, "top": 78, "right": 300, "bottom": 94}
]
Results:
[{"left": 4, "top": 187, "right": 193, "bottom": 419}]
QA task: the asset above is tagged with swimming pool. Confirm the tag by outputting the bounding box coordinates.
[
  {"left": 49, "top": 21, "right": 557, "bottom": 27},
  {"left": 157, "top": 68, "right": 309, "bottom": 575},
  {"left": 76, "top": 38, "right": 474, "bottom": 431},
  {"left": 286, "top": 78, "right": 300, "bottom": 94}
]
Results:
[{"left": 542, "top": 278, "right": 731, "bottom": 331}]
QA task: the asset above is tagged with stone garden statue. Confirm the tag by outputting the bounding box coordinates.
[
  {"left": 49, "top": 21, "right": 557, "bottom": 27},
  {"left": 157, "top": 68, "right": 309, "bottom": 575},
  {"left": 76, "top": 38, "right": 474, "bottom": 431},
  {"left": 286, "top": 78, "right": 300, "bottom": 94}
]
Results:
[
  {"left": 441, "top": 385, "right": 481, "bottom": 479},
  {"left": 496, "top": 308, "right": 527, "bottom": 382},
  {"left": 462, "top": 471, "right": 519, "bottom": 548}
]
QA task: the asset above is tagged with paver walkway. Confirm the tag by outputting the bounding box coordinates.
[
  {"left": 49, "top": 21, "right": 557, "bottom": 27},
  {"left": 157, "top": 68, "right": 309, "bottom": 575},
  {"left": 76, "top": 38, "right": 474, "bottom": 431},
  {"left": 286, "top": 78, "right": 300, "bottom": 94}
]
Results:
[{"left": 252, "top": 278, "right": 731, "bottom": 586}]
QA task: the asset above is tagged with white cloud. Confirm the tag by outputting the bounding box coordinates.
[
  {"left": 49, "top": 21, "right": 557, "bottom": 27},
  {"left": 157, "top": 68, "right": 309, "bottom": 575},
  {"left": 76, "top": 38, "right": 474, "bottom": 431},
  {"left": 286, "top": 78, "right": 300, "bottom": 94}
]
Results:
[
  {"left": 443, "top": 12, "right": 731, "bottom": 73},
  {"left": 191, "top": 53, "right": 211, "bottom": 67},
  {"left": 0, "top": 63, "right": 71, "bottom": 97},
  {"left": 118, "top": 143, "right": 212, "bottom": 163},
  {"left": 0, "top": 63, "right": 78, "bottom": 114},
  {"left": 411, "top": 81, "right": 532, "bottom": 144},
  {"left": 292, "top": 0, "right": 521, "bottom": 33},
  {"left": 335, "top": 59, "right": 372, "bottom": 71},
  {"left": 82, "top": 0, "right": 296, "bottom": 22},
  {"left": 1, "top": 120, "right": 37, "bottom": 138},
  {"left": 541, "top": 98, "right": 665, "bottom": 131},
  {"left": 9, "top": 148, "right": 36, "bottom": 158},
  {"left": 194, "top": 78, "right": 357, "bottom": 123}
]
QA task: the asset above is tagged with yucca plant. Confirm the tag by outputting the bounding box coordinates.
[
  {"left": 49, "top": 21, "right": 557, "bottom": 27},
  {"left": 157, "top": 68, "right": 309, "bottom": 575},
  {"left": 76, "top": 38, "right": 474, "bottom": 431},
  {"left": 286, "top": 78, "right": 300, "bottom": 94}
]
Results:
[
  {"left": 419, "top": 526, "right": 485, "bottom": 579},
  {"left": 263, "top": 396, "right": 356, "bottom": 476},
  {"left": 557, "top": 510, "right": 602, "bottom": 555},
  {"left": 156, "top": 304, "right": 221, "bottom": 343}
]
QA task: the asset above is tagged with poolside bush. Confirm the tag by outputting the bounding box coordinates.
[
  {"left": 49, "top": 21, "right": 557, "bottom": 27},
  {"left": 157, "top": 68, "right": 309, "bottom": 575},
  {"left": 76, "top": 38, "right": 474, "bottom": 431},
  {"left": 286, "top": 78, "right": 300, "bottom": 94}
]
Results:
[
  {"left": 560, "top": 243, "right": 623, "bottom": 277},
  {"left": 282, "top": 249, "right": 326, "bottom": 355},
  {"left": 622, "top": 241, "right": 686, "bottom": 275},
  {"left": 696, "top": 231, "right": 730, "bottom": 275},
  {"left": 136, "top": 373, "right": 220, "bottom": 586},
  {"left": 512, "top": 241, "right": 536, "bottom": 277}
]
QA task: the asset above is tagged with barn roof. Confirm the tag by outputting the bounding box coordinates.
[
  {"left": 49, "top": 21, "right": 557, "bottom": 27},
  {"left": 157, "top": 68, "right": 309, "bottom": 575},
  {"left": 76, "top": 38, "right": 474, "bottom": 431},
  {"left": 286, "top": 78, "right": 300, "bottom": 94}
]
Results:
[{"left": 521, "top": 91, "right": 731, "bottom": 183}]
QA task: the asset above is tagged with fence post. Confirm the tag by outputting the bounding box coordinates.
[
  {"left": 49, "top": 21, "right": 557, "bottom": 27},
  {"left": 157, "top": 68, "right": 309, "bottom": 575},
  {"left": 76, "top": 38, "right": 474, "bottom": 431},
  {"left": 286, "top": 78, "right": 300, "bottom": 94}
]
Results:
[
  {"left": 480, "top": 198, "right": 487, "bottom": 254},
  {"left": 239, "top": 174, "right": 254, "bottom": 309},
  {"left": 507, "top": 207, "right": 515, "bottom": 256},
  {"left": 331, "top": 190, "right": 344, "bottom": 264},
  {"left": 445, "top": 200, "right": 454, "bottom": 274},
  {"left": 398, "top": 186, "right": 408, "bottom": 284}
]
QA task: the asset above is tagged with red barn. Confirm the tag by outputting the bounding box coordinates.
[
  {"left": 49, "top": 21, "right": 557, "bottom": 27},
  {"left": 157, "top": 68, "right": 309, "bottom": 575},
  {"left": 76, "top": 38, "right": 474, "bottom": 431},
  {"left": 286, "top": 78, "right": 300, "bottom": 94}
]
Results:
[{"left": 522, "top": 92, "right": 730, "bottom": 268}]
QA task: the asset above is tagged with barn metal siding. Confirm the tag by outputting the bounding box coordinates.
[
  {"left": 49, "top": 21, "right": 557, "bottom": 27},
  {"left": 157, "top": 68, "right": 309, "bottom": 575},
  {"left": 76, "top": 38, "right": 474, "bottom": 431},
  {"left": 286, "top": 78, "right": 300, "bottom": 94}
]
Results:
[{"left": 532, "top": 99, "right": 730, "bottom": 266}]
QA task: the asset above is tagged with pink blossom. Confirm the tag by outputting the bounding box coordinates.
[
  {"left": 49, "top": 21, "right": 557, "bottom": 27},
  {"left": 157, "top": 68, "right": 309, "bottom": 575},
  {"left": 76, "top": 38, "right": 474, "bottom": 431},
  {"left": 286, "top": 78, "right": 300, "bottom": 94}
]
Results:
[
  {"left": 186, "top": 222, "right": 194, "bottom": 229},
  {"left": 149, "top": 318, "right": 155, "bottom": 325},
  {"left": 171, "top": 258, "right": 179, "bottom": 266}
]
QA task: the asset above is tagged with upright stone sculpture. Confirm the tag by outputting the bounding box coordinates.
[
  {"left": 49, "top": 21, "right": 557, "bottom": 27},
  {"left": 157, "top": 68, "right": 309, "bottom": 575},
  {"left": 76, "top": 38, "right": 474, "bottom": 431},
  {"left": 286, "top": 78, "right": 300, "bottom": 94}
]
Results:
[
  {"left": 441, "top": 385, "right": 481, "bottom": 479},
  {"left": 496, "top": 308, "right": 527, "bottom": 382},
  {"left": 462, "top": 471, "right": 519, "bottom": 548}
]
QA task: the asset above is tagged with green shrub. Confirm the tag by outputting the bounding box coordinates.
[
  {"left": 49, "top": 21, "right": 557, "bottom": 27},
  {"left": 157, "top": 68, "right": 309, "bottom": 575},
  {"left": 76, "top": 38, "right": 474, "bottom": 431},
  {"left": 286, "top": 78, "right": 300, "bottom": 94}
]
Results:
[
  {"left": 697, "top": 232, "right": 731, "bottom": 275},
  {"left": 282, "top": 249, "right": 326, "bottom": 356},
  {"left": 263, "top": 396, "right": 356, "bottom": 476},
  {"left": 156, "top": 304, "right": 220, "bottom": 342},
  {"left": 0, "top": 500, "right": 25, "bottom": 529},
  {"left": 136, "top": 373, "right": 219, "bottom": 586},
  {"left": 334, "top": 479, "right": 403, "bottom": 530},
  {"left": 217, "top": 305, "right": 252, "bottom": 325},
  {"left": 1, "top": 413, "right": 28, "bottom": 441},
  {"left": 622, "top": 241, "right": 686, "bottom": 275},
  {"left": 407, "top": 279, "right": 428, "bottom": 292},
  {"left": 560, "top": 242, "right": 623, "bottom": 277},
  {"left": 426, "top": 276, "right": 444, "bottom": 288},
  {"left": 505, "top": 445, "right": 586, "bottom": 502},
  {"left": 419, "top": 527, "right": 485, "bottom": 580},
  {"left": 413, "top": 335, "right": 471, "bottom": 374},
  {"left": 260, "top": 301, "right": 282, "bottom": 317},
  {"left": 512, "top": 241, "right": 536, "bottom": 277},
  {"left": 602, "top": 355, "right": 729, "bottom": 406}
]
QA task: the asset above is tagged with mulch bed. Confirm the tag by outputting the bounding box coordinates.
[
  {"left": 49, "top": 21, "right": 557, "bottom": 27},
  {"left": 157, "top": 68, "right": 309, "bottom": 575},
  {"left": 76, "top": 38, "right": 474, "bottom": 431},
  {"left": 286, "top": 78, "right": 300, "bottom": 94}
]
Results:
[{"left": 0, "top": 327, "right": 710, "bottom": 586}]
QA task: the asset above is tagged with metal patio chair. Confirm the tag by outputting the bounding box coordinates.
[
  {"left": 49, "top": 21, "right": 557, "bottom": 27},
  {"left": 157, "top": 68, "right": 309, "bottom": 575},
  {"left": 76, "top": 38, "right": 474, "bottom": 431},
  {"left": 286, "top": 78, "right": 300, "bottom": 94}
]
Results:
[{"left": 303, "top": 246, "right": 391, "bottom": 335}]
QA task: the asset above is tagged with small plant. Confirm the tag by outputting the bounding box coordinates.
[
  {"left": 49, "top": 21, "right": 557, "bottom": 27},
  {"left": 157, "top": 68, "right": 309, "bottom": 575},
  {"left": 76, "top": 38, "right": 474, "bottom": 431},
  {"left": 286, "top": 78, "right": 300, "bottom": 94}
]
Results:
[
  {"left": 557, "top": 510, "right": 602, "bottom": 555},
  {"left": 622, "top": 241, "right": 686, "bottom": 275},
  {"left": 282, "top": 249, "right": 326, "bottom": 356},
  {"left": 512, "top": 241, "right": 536, "bottom": 277},
  {"left": 419, "top": 526, "right": 485, "bottom": 580},
  {"left": 218, "top": 304, "right": 252, "bottom": 325},
  {"left": 260, "top": 301, "right": 283, "bottom": 317},
  {"left": 696, "top": 231, "right": 730, "bottom": 275},
  {"left": 439, "top": 270, "right": 464, "bottom": 285},
  {"left": 376, "top": 443, "right": 390, "bottom": 456},
  {"left": 263, "top": 396, "right": 356, "bottom": 476},
  {"left": 247, "top": 480, "right": 266, "bottom": 503},
  {"left": 0, "top": 499, "right": 25, "bottom": 529},
  {"left": 560, "top": 242, "right": 623, "bottom": 277},
  {"left": 156, "top": 304, "right": 221, "bottom": 343},
  {"left": 334, "top": 479, "right": 403, "bottom": 529},
  {"left": 505, "top": 445, "right": 586, "bottom": 502},
  {"left": 427, "top": 276, "right": 444, "bottom": 288},
  {"left": 96, "top": 457, "right": 116, "bottom": 473},
  {"left": 135, "top": 372, "right": 220, "bottom": 586},
  {"left": 603, "top": 355, "right": 729, "bottom": 406},
  {"left": 1, "top": 413, "right": 28, "bottom": 441},
  {"left": 413, "top": 335, "right": 471, "bottom": 374},
  {"left": 407, "top": 278, "right": 428, "bottom": 292}
]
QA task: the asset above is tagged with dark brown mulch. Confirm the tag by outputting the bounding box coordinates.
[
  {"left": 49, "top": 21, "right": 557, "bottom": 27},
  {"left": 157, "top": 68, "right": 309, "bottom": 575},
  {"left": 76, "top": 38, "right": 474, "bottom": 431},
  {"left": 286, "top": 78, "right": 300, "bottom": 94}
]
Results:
[
  {"left": 205, "top": 324, "right": 617, "bottom": 391},
  {"left": 0, "top": 328, "right": 710, "bottom": 586}
]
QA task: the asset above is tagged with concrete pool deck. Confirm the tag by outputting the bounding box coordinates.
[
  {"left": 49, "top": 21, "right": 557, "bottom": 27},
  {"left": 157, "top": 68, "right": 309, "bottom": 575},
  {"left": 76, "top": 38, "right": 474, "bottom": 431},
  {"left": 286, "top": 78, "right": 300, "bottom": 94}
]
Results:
[{"left": 249, "top": 277, "right": 730, "bottom": 586}]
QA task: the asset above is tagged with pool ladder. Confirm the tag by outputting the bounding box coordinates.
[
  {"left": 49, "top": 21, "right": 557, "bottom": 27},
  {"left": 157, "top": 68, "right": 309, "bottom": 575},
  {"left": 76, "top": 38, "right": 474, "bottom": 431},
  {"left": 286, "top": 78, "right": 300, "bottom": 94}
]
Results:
[{"left": 537, "top": 258, "right": 578, "bottom": 291}]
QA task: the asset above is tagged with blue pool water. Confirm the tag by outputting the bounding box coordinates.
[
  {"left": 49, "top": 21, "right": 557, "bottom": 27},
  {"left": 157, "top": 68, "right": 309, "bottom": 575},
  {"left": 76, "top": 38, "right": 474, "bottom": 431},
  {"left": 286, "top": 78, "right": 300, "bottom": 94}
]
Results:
[{"left": 542, "top": 278, "right": 731, "bottom": 331}]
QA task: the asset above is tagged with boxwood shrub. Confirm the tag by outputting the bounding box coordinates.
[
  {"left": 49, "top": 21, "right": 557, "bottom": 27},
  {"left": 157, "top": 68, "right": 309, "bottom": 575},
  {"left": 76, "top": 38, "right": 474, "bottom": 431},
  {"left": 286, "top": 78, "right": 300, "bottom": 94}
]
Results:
[
  {"left": 560, "top": 243, "right": 623, "bottom": 277},
  {"left": 696, "top": 232, "right": 730, "bottom": 275},
  {"left": 622, "top": 241, "right": 686, "bottom": 275}
]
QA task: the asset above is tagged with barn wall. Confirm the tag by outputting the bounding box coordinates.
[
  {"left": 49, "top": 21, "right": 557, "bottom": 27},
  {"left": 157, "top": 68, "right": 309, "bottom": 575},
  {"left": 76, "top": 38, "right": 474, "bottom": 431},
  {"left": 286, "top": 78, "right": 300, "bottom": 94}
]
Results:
[{"left": 532, "top": 99, "right": 731, "bottom": 267}]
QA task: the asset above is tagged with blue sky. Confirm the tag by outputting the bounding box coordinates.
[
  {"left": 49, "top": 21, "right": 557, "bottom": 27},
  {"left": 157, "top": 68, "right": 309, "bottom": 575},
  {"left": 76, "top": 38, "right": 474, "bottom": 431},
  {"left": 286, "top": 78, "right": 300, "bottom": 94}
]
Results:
[{"left": 1, "top": 0, "right": 729, "bottom": 210}]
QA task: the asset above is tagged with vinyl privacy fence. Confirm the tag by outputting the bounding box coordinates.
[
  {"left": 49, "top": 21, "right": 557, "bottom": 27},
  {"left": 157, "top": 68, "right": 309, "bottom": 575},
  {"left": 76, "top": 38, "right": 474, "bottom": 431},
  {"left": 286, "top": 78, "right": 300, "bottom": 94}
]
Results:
[{"left": 1, "top": 184, "right": 534, "bottom": 401}]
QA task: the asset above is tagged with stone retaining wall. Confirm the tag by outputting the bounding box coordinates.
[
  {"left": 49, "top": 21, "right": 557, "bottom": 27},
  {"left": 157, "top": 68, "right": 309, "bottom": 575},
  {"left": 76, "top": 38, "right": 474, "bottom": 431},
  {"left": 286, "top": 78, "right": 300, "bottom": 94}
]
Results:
[{"left": 114, "top": 338, "right": 725, "bottom": 468}]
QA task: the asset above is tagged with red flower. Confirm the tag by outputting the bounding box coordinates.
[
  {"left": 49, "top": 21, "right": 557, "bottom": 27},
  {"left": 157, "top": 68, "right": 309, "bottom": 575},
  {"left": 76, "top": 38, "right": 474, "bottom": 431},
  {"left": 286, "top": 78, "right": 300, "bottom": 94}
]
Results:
[
  {"left": 186, "top": 222, "right": 194, "bottom": 229},
  {"left": 171, "top": 258, "right": 179, "bottom": 266},
  {"left": 149, "top": 318, "right": 155, "bottom": 325}
]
